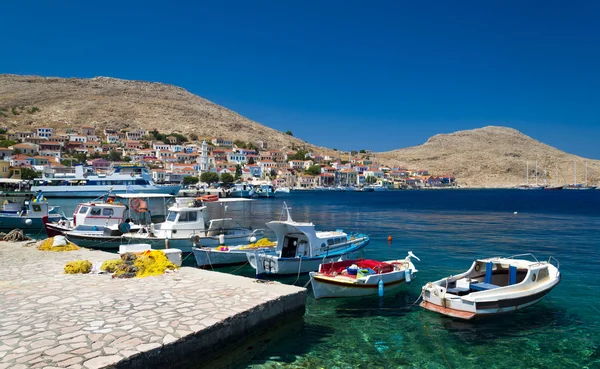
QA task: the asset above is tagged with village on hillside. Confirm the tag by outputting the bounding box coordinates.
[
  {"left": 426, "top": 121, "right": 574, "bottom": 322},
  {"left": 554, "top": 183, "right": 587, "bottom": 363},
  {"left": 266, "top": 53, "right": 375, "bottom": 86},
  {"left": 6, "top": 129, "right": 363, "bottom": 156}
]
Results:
[{"left": 0, "top": 125, "right": 456, "bottom": 189}]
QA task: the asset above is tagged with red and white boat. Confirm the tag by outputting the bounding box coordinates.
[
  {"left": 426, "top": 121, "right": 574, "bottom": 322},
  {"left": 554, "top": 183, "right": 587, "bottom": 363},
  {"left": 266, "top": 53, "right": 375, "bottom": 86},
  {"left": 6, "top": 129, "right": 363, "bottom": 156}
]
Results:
[{"left": 309, "top": 252, "right": 420, "bottom": 299}]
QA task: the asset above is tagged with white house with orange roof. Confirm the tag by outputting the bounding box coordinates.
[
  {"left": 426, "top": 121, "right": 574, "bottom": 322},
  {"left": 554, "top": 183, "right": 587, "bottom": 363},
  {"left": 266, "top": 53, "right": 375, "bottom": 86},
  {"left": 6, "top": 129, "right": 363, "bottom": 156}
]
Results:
[
  {"left": 258, "top": 160, "right": 277, "bottom": 177},
  {"left": 288, "top": 160, "right": 305, "bottom": 170},
  {"left": 298, "top": 175, "right": 317, "bottom": 189}
]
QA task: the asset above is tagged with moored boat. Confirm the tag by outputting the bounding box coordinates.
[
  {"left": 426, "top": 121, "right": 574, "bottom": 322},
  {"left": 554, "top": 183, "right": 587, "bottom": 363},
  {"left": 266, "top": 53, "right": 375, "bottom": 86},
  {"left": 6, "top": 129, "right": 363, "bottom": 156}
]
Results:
[
  {"left": 192, "top": 239, "right": 277, "bottom": 268},
  {"left": 247, "top": 203, "right": 370, "bottom": 277},
  {"left": 32, "top": 164, "right": 180, "bottom": 198},
  {"left": 420, "top": 254, "right": 560, "bottom": 320},
  {"left": 255, "top": 184, "right": 276, "bottom": 198},
  {"left": 309, "top": 252, "right": 420, "bottom": 299},
  {"left": 0, "top": 193, "right": 62, "bottom": 232}
]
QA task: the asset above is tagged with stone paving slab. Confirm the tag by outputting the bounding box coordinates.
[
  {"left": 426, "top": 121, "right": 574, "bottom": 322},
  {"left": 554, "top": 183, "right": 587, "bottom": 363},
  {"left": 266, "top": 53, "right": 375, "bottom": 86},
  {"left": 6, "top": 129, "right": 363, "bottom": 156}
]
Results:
[{"left": 0, "top": 241, "right": 306, "bottom": 368}]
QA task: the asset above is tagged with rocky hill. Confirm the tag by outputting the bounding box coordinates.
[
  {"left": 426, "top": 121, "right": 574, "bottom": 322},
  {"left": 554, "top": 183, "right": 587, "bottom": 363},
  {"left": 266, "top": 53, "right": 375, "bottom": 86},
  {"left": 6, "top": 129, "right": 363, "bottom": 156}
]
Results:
[
  {"left": 376, "top": 126, "right": 600, "bottom": 187},
  {"left": 0, "top": 74, "right": 318, "bottom": 151}
]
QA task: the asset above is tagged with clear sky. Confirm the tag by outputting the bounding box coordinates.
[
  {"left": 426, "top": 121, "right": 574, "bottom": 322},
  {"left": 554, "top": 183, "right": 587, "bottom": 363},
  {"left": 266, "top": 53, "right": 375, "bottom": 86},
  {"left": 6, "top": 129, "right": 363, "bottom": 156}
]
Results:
[{"left": 1, "top": 1, "right": 599, "bottom": 158}]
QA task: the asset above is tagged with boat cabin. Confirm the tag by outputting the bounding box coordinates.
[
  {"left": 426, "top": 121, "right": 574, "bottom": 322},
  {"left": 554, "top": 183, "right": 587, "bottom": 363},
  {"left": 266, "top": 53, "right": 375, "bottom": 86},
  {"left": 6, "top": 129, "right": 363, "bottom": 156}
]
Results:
[
  {"left": 73, "top": 202, "right": 127, "bottom": 228},
  {"left": 2, "top": 200, "right": 52, "bottom": 217},
  {"left": 267, "top": 217, "right": 351, "bottom": 258}
]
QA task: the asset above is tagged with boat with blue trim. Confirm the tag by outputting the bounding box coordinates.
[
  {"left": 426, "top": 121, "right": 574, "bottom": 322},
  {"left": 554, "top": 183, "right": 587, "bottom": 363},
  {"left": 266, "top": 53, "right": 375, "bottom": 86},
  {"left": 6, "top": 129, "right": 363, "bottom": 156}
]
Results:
[
  {"left": 0, "top": 192, "right": 62, "bottom": 232},
  {"left": 247, "top": 203, "right": 370, "bottom": 277},
  {"left": 31, "top": 164, "right": 180, "bottom": 198},
  {"left": 420, "top": 254, "right": 560, "bottom": 320}
]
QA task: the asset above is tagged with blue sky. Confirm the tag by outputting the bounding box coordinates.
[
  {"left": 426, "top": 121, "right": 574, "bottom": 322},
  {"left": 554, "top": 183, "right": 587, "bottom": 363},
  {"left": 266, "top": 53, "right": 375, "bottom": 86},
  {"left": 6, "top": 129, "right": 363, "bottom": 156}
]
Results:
[{"left": 1, "top": 1, "right": 599, "bottom": 158}]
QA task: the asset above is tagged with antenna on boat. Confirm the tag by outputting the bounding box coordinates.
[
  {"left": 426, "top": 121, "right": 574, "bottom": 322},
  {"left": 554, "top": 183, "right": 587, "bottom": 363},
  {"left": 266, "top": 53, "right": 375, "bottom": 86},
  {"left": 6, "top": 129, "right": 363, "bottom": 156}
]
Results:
[{"left": 281, "top": 202, "right": 293, "bottom": 222}]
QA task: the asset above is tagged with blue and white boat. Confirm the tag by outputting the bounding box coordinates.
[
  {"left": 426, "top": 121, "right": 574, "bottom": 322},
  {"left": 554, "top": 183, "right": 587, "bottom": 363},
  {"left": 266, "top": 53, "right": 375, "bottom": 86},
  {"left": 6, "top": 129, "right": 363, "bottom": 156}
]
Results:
[
  {"left": 255, "top": 184, "right": 276, "bottom": 198},
  {"left": 31, "top": 164, "right": 180, "bottom": 198},
  {"left": 229, "top": 183, "right": 255, "bottom": 198},
  {"left": 0, "top": 192, "right": 62, "bottom": 232},
  {"left": 247, "top": 203, "right": 370, "bottom": 277}
]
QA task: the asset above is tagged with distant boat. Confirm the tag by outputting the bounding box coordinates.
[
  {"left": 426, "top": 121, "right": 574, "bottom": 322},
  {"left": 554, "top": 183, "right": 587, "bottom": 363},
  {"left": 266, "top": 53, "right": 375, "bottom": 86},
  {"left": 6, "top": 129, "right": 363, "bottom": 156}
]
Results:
[
  {"left": 229, "top": 183, "right": 255, "bottom": 198},
  {"left": 274, "top": 186, "right": 291, "bottom": 193},
  {"left": 255, "top": 184, "right": 276, "bottom": 198},
  {"left": 565, "top": 161, "right": 596, "bottom": 190},
  {"left": 543, "top": 164, "right": 563, "bottom": 190},
  {"left": 31, "top": 164, "right": 180, "bottom": 198},
  {"left": 515, "top": 161, "right": 544, "bottom": 190}
]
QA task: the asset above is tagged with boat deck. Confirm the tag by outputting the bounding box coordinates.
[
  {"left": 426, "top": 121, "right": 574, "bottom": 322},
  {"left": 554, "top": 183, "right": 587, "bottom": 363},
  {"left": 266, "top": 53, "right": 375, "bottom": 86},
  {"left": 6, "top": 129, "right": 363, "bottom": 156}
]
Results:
[{"left": 0, "top": 241, "right": 306, "bottom": 368}]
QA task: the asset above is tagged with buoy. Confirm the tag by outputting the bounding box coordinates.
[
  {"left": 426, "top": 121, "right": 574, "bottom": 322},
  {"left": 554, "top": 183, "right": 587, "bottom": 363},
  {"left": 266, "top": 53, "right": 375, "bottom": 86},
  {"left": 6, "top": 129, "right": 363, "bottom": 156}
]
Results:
[
  {"left": 387, "top": 235, "right": 392, "bottom": 242},
  {"left": 405, "top": 269, "right": 412, "bottom": 284},
  {"left": 514, "top": 211, "right": 518, "bottom": 215},
  {"left": 378, "top": 279, "right": 384, "bottom": 297},
  {"left": 218, "top": 234, "right": 225, "bottom": 245},
  {"left": 25, "top": 219, "right": 32, "bottom": 225},
  {"left": 250, "top": 236, "right": 257, "bottom": 243}
]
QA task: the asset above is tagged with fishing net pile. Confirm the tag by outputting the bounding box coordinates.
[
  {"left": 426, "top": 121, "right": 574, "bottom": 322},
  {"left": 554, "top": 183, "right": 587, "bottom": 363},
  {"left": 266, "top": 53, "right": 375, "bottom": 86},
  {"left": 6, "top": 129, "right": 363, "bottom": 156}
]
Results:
[
  {"left": 64, "top": 260, "right": 92, "bottom": 274},
  {"left": 110, "top": 250, "right": 179, "bottom": 279},
  {"left": 239, "top": 238, "right": 276, "bottom": 250},
  {"left": 37, "top": 237, "right": 80, "bottom": 252},
  {"left": 1, "top": 229, "right": 32, "bottom": 242}
]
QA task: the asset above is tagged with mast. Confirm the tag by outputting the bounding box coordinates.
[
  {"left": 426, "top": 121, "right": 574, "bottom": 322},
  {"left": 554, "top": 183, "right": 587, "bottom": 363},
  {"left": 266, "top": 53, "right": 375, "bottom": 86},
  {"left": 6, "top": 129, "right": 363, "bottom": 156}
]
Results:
[
  {"left": 574, "top": 160, "right": 577, "bottom": 185},
  {"left": 535, "top": 160, "right": 538, "bottom": 186},
  {"left": 585, "top": 162, "right": 588, "bottom": 187},
  {"left": 526, "top": 161, "right": 529, "bottom": 185}
]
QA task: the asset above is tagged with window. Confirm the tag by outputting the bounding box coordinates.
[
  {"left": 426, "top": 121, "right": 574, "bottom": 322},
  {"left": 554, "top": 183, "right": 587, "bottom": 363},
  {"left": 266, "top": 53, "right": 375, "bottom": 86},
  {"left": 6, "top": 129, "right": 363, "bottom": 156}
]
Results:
[
  {"left": 102, "top": 208, "right": 114, "bottom": 217},
  {"left": 166, "top": 212, "right": 177, "bottom": 222},
  {"left": 32, "top": 205, "right": 42, "bottom": 212},
  {"left": 179, "top": 212, "right": 197, "bottom": 222},
  {"left": 79, "top": 206, "right": 89, "bottom": 214},
  {"left": 327, "top": 239, "right": 334, "bottom": 246},
  {"left": 90, "top": 208, "right": 101, "bottom": 216}
]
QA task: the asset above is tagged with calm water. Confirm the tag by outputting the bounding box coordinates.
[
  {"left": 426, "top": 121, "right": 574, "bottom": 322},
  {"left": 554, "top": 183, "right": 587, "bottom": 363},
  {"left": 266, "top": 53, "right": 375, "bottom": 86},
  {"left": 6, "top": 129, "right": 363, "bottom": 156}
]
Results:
[{"left": 52, "top": 190, "right": 600, "bottom": 368}]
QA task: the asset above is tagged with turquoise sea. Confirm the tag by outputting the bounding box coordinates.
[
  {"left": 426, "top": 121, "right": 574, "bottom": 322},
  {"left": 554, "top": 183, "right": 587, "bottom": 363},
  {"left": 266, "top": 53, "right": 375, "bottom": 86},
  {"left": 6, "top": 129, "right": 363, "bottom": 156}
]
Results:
[{"left": 51, "top": 190, "right": 600, "bottom": 369}]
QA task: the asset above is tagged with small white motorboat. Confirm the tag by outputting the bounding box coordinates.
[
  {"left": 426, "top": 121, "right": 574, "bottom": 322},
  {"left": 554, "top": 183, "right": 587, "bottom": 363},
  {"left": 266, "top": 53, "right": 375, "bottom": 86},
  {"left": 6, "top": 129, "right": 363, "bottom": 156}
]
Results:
[
  {"left": 309, "top": 252, "right": 420, "bottom": 299},
  {"left": 420, "top": 254, "right": 561, "bottom": 320},
  {"left": 192, "top": 240, "right": 277, "bottom": 268}
]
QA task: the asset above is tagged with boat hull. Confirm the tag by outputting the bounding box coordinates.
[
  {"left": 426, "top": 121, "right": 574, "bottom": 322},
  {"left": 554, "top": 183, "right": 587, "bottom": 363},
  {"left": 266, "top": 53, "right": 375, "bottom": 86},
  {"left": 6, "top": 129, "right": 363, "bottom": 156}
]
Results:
[
  {"left": 0, "top": 214, "right": 60, "bottom": 232},
  {"left": 310, "top": 271, "right": 409, "bottom": 299},
  {"left": 193, "top": 247, "right": 277, "bottom": 267}
]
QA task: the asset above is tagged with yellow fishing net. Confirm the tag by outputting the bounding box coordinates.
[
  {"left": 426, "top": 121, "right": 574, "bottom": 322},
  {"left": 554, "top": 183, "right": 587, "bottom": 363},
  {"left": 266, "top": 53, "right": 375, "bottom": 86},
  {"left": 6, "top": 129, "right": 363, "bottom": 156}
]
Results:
[
  {"left": 38, "top": 237, "right": 80, "bottom": 252},
  {"left": 101, "top": 259, "right": 124, "bottom": 273},
  {"left": 64, "top": 260, "right": 92, "bottom": 274},
  {"left": 133, "top": 250, "right": 179, "bottom": 278},
  {"left": 239, "top": 238, "right": 276, "bottom": 250}
]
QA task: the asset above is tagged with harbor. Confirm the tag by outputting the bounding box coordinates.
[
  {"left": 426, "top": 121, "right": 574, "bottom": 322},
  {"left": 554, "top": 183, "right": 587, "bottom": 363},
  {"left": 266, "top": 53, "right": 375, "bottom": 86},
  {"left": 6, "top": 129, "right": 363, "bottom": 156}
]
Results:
[{"left": 0, "top": 240, "right": 306, "bottom": 369}]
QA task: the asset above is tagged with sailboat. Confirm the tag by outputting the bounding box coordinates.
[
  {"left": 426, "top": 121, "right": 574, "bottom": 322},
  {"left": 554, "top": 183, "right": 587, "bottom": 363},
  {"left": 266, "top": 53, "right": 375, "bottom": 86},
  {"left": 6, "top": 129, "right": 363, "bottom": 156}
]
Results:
[
  {"left": 565, "top": 161, "right": 596, "bottom": 190},
  {"left": 544, "top": 164, "right": 563, "bottom": 190},
  {"left": 516, "top": 161, "right": 544, "bottom": 190}
]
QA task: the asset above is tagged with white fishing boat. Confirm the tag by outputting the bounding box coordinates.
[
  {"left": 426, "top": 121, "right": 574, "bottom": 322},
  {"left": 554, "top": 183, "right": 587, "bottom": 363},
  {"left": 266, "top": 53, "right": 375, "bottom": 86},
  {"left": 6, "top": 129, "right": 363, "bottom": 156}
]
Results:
[
  {"left": 309, "top": 252, "right": 420, "bottom": 299},
  {"left": 247, "top": 203, "right": 370, "bottom": 277},
  {"left": 45, "top": 193, "right": 174, "bottom": 238},
  {"left": 371, "top": 184, "right": 390, "bottom": 191},
  {"left": 0, "top": 192, "right": 62, "bottom": 232},
  {"left": 420, "top": 254, "right": 560, "bottom": 320},
  {"left": 31, "top": 164, "right": 180, "bottom": 198},
  {"left": 119, "top": 199, "right": 263, "bottom": 253},
  {"left": 192, "top": 239, "right": 277, "bottom": 268}
]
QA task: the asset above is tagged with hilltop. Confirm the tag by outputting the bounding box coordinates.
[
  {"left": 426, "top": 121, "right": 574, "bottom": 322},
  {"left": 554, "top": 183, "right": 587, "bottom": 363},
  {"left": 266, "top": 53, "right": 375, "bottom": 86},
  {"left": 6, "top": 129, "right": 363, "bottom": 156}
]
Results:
[
  {"left": 0, "top": 74, "right": 318, "bottom": 151},
  {"left": 376, "top": 126, "right": 600, "bottom": 187}
]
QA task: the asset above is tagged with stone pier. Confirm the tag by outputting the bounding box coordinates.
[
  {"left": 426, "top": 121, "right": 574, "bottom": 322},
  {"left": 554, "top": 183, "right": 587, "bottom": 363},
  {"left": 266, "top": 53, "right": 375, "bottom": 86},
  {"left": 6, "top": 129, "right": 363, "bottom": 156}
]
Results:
[{"left": 0, "top": 241, "right": 306, "bottom": 368}]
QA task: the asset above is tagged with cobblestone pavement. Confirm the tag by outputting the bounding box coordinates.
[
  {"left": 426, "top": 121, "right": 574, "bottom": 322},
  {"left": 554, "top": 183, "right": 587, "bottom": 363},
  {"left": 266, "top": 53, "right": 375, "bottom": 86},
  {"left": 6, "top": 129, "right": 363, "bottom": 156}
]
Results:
[{"left": 0, "top": 241, "right": 305, "bottom": 369}]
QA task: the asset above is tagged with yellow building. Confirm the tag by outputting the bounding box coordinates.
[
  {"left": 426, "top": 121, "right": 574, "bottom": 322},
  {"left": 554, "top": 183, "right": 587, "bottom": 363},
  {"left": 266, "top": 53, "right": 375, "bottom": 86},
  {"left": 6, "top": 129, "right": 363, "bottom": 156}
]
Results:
[{"left": 0, "top": 161, "right": 21, "bottom": 179}]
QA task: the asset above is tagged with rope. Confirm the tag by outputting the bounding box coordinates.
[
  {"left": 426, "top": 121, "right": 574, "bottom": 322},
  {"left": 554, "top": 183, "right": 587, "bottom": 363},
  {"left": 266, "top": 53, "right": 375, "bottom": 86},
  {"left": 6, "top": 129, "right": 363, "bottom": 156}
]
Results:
[
  {"left": 292, "top": 257, "right": 303, "bottom": 285},
  {"left": 418, "top": 310, "right": 453, "bottom": 369},
  {"left": 1, "top": 229, "right": 32, "bottom": 242},
  {"left": 229, "top": 261, "right": 249, "bottom": 274}
]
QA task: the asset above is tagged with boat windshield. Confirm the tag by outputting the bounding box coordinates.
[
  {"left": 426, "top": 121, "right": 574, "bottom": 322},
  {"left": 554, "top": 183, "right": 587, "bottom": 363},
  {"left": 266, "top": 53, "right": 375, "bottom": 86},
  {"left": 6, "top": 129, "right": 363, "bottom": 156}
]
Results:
[{"left": 166, "top": 211, "right": 177, "bottom": 222}]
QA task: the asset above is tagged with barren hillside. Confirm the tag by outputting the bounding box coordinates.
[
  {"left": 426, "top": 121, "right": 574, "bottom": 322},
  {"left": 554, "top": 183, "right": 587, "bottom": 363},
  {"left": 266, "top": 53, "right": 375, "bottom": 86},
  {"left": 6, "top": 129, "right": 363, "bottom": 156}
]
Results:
[
  {"left": 0, "top": 74, "right": 318, "bottom": 151},
  {"left": 376, "top": 126, "right": 600, "bottom": 187}
]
